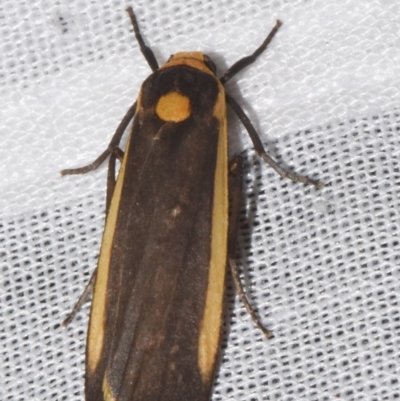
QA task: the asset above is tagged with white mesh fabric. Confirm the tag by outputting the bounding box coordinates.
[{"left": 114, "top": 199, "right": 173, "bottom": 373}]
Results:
[{"left": 1, "top": 1, "right": 400, "bottom": 400}]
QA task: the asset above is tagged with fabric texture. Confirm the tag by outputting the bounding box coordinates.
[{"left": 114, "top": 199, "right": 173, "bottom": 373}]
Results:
[{"left": 1, "top": 1, "right": 399, "bottom": 400}]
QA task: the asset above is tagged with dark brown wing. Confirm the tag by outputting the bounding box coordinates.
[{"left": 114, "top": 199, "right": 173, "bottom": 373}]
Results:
[{"left": 86, "top": 64, "right": 228, "bottom": 401}]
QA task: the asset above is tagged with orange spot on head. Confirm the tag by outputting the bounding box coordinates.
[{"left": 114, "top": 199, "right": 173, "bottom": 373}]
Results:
[{"left": 156, "top": 92, "right": 191, "bottom": 122}]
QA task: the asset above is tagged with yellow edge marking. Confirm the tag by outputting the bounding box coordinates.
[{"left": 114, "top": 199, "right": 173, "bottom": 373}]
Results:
[
  {"left": 87, "top": 100, "right": 139, "bottom": 374},
  {"left": 198, "top": 85, "right": 228, "bottom": 381},
  {"left": 160, "top": 52, "right": 214, "bottom": 76},
  {"left": 103, "top": 376, "right": 116, "bottom": 401}
]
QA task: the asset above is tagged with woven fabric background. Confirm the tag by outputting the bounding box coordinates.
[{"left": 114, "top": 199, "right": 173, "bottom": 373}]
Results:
[{"left": 1, "top": 0, "right": 400, "bottom": 400}]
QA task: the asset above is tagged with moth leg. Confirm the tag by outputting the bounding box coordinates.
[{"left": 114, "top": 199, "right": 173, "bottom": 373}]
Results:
[
  {"left": 62, "top": 148, "right": 121, "bottom": 326},
  {"left": 220, "top": 20, "right": 282, "bottom": 84},
  {"left": 106, "top": 151, "right": 120, "bottom": 213},
  {"left": 226, "top": 94, "right": 324, "bottom": 189},
  {"left": 126, "top": 7, "right": 159, "bottom": 72},
  {"left": 62, "top": 146, "right": 120, "bottom": 325},
  {"left": 228, "top": 155, "right": 273, "bottom": 339},
  {"left": 62, "top": 269, "right": 97, "bottom": 327},
  {"left": 60, "top": 101, "right": 135, "bottom": 176}
]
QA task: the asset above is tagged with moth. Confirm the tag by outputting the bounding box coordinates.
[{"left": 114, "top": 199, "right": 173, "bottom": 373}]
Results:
[{"left": 62, "top": 7, "right": 322, "bottom": 400}]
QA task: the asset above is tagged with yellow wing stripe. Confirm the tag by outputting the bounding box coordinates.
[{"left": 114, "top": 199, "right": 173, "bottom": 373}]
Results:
[
  {"left": 198, "top": 85, "right": 228, "bottom": 381},
  {"left": 87, "top": 122, "right": 135, "bottom": 374}
]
